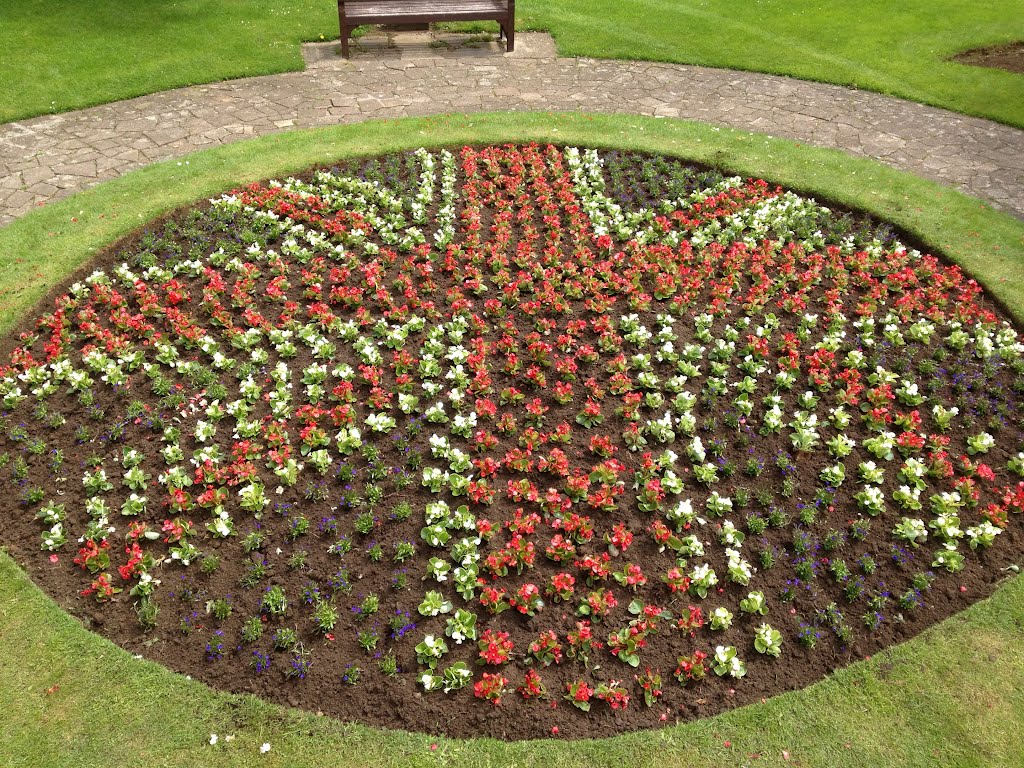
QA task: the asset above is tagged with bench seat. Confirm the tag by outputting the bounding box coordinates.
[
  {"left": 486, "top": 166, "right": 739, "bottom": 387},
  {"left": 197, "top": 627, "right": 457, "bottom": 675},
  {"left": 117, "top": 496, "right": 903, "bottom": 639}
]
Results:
[{"left": 338, "top": 0, "right": 514, "bottom": 57}]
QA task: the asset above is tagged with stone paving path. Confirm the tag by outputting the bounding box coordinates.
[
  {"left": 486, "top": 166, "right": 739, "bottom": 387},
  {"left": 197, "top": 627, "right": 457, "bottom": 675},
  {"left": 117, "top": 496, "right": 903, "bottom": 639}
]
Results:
[{"left": 1, "top": 31, "right": 1023, "bottom": 228}]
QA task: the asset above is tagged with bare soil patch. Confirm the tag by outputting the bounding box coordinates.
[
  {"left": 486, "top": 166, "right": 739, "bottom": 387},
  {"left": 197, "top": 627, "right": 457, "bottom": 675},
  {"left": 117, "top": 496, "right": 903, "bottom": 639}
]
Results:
[{"left": 952, "top": 41, "right": 1024, "bottom": 74}]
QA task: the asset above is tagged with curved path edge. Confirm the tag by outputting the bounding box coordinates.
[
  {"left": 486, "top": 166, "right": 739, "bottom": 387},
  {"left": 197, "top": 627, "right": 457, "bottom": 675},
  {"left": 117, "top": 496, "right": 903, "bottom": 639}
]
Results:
[{"left": 1, "top": 32, "right": 1022, "bottom": 227}]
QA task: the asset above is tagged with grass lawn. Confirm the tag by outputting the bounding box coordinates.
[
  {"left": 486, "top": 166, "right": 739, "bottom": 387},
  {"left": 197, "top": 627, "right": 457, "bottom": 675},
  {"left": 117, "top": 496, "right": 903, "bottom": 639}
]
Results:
[
  {"left": 1, "top": 1, "right": 1023, "bottom": 127},
  {"left": 0, "top": 0, "right": 336, "bottom": 124},
  {"left": 519, "top": 0, "right": 1024, "bottom": 128},
  {"left": 1, "top": 111, "right": 1023, "bottom": 767}
]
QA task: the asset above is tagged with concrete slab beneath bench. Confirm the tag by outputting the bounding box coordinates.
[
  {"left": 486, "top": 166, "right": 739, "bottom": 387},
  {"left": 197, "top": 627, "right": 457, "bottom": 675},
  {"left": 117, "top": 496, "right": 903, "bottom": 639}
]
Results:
[{"left": 303, "top": 30, "right": 556, "bottom": 64}]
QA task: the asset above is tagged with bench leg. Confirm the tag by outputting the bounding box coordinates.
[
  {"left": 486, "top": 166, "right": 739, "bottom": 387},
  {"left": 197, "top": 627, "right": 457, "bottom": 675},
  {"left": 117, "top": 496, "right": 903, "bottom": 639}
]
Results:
[
  {"left": 338, "top": 1, "right": 351, "bottom": 58},
  {"left": 505, "top": 1, "right": 515, "bottom": 52}
]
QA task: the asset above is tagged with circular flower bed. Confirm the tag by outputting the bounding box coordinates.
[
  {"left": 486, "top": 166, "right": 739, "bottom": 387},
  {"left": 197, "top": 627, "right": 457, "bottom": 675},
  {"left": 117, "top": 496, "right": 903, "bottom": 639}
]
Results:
[{"left": 1, "top": 144, "right": 1022, "bottom": 740}]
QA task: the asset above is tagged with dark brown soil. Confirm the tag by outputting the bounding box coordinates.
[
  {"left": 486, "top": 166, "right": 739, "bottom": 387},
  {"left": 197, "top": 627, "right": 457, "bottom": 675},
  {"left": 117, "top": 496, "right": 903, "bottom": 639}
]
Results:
[
  {"left": 0, "top": 146, "right": 1022, "bottom": 742},
  {"left": 952, "top": 41, "right": 1024, "bottom": 74}
]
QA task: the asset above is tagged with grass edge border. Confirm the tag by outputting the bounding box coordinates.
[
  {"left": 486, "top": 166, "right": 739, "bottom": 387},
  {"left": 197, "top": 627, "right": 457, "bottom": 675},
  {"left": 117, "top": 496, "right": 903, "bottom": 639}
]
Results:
[{"left": 1, "top": 111, "right": 1023, "bottom": 768}]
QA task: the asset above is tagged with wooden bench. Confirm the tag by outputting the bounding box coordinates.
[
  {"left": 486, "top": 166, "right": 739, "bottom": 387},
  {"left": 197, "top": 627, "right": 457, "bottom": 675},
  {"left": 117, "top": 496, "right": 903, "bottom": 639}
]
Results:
[{"left": 338, "top": 0, "right": 515, "bottom": 58}]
